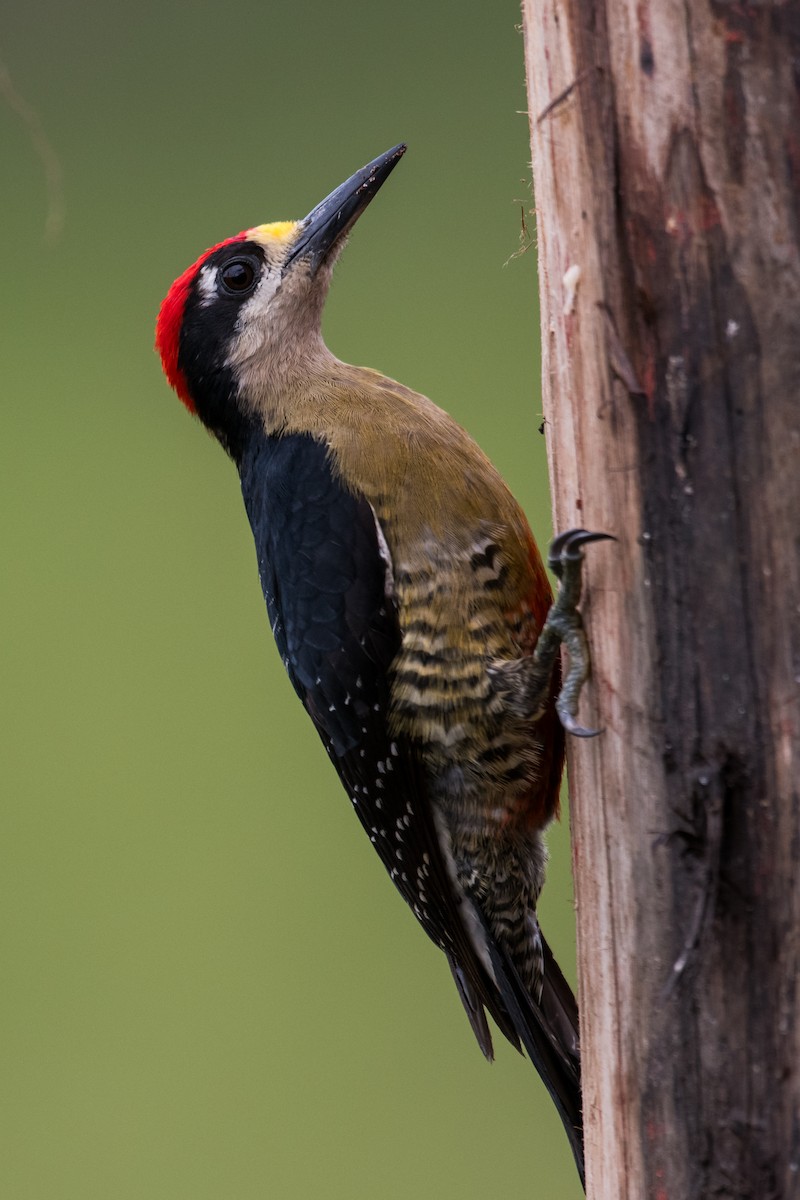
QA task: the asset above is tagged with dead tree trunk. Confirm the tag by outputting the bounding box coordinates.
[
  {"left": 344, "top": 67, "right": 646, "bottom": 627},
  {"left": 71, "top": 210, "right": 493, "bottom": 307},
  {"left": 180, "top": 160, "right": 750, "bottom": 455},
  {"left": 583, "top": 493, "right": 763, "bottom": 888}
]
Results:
[{"left": 521, "top": 4, "right": 800, "bottom": 1196}]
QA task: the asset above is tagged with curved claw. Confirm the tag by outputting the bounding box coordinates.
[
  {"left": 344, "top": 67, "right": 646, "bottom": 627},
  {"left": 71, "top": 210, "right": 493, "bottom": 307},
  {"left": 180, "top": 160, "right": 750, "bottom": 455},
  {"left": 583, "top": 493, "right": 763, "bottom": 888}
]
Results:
[
  {"left": 560, "top": 714, "right": 603, "bottom": 739},
  {"left": 548, "top": 529, "right": 616, "bottom": 575},
  {"left": 543, "top": 528, "right": 616, "bottom": 736}
]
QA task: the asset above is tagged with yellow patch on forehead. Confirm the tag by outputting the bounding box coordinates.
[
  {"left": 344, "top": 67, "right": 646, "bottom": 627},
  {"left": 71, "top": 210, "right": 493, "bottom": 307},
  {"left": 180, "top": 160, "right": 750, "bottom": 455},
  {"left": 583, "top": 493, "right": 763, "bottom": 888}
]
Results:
[{"left": 247, "top": 220, "right": 299, "bottom": 246}]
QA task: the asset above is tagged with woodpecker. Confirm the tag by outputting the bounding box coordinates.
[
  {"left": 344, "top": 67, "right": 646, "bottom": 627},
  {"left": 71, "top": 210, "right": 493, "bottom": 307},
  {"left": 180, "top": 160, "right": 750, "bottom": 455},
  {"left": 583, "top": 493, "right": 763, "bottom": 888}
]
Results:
[{"left": 156, "top": 144, "right": 607, "bottom": 1186}]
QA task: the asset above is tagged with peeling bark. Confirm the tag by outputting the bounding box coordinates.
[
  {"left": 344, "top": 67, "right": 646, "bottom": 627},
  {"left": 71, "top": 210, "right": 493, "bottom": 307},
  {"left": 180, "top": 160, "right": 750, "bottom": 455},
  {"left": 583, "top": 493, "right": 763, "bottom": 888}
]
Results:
[{"left": 522, "top": 3, "right": 800, "bottom": 1196}]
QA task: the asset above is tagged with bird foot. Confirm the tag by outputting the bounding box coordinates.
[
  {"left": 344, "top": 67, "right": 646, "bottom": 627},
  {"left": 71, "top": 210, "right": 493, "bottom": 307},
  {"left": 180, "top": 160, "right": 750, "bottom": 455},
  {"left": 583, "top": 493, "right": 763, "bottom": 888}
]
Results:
[{"left": 535, "top": 529, "right": 615, "bottom": 737}]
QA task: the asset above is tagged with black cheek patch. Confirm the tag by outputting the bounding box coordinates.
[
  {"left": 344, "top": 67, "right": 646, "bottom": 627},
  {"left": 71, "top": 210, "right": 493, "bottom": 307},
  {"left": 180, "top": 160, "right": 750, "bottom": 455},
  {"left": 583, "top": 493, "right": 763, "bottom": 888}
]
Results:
[{"left": 177, "top": 241, "right": 267, "bottom": 460}]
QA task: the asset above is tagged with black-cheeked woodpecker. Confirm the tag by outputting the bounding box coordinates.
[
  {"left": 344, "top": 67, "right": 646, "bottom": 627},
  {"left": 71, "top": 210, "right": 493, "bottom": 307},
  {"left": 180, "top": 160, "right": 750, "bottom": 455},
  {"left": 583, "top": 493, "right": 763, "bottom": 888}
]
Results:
[{"left": 156, "top": 144, "right": 609, "bottom": 1186}]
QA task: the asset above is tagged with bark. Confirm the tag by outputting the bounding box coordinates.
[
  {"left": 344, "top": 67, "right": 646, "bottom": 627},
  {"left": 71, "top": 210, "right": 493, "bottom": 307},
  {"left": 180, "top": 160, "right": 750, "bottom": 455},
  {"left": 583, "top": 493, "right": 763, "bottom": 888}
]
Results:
[{"left": 521, "top": 3, "right": 800, "bottom": 1197}]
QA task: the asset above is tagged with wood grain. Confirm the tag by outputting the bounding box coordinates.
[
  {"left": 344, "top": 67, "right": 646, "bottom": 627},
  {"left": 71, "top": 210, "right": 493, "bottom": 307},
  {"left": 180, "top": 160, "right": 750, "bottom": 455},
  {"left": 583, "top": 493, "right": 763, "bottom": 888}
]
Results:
[{"left": 522, "top": 3, "right": 800, "bottom": 1195}]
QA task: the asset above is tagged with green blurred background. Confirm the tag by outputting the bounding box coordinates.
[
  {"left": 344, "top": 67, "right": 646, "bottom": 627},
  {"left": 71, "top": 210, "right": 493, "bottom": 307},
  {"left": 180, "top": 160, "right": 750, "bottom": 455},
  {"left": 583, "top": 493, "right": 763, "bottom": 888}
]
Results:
[{"left": 1, "top": 2, "right": 580, "bottom": 1196}]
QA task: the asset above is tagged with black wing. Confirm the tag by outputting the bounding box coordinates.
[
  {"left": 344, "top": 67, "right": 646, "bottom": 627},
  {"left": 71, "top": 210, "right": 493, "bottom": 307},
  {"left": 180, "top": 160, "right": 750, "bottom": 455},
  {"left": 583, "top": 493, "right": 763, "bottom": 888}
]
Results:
[{"left": 238, "top": 431, "right": 516, "bottom": 1041}]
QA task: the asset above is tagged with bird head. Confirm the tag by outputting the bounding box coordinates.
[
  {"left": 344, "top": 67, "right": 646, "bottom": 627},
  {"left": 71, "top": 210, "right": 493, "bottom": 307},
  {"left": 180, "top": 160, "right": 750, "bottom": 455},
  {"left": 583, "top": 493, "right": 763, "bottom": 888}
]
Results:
[{"left": 155, "top": 144, "right": 406, "bottom": 456}]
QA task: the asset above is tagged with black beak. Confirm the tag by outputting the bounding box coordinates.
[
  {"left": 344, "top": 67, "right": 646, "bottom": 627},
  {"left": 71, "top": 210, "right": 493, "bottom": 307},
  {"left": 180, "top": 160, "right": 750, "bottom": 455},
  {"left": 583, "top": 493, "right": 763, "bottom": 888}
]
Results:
[{"left": 285, "top": 144, "right": 406, "bottom": 272}]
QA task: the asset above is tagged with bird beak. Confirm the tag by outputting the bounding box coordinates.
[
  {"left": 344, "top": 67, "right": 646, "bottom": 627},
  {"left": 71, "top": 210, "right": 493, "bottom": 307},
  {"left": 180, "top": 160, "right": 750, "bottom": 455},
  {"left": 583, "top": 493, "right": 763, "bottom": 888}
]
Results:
[{"left": 285, "top": 144, "right": 406, "bottom": 273}]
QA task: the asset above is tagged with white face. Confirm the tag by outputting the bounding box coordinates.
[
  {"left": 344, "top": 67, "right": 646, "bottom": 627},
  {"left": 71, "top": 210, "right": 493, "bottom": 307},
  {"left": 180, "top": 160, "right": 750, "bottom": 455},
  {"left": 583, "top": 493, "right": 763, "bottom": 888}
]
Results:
[
  {"left": 216, "top": 221, "right": 334, "bottom": 387},
  {"left": 197, "top": 220, "right": 297, "bottom": 312},
  {"left": 195, "top": 255, "right": 283, "bottom": 327},
  {"left": 194, "top": 259, "right": 280, "bottom": 312}
]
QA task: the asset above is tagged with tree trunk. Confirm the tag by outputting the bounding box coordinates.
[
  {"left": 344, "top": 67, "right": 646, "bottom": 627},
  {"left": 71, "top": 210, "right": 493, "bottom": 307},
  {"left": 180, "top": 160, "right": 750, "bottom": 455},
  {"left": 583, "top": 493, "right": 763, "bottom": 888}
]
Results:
[{"left": 521, "top": 3, "right": 800, "bottom": 1196}]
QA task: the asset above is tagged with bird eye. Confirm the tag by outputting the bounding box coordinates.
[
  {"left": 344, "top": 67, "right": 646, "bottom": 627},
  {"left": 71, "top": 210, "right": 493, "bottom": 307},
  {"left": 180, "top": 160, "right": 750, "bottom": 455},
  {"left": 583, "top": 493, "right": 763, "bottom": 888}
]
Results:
[{"left": 219, "top": 258, "right": 258, "bottom": 296}]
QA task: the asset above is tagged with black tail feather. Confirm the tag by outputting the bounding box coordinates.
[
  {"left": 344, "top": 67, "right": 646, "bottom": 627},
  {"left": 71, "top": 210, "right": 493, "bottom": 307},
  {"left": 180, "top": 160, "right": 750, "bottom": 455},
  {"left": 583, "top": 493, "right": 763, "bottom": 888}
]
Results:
[
  {"left": 475, "top": 910, "right": 585, "bottom": 1188},
  {"left": 446, "top": 953, "right": 496, "bottom": 1060}
]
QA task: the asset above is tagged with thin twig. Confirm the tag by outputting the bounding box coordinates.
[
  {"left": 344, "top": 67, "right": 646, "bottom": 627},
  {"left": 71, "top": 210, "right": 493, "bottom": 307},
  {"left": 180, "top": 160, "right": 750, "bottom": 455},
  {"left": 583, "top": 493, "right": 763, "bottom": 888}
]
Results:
[{"left": 0, "top": 60, "right": 64, "bottom": 241}]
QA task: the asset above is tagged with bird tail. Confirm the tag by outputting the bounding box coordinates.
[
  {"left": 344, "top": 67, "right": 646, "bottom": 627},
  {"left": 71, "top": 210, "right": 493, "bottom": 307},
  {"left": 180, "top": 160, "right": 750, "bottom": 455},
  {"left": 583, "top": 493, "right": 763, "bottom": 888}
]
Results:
[{"left": 476, "top": 910, "right": 585, "bottom": 1188}]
